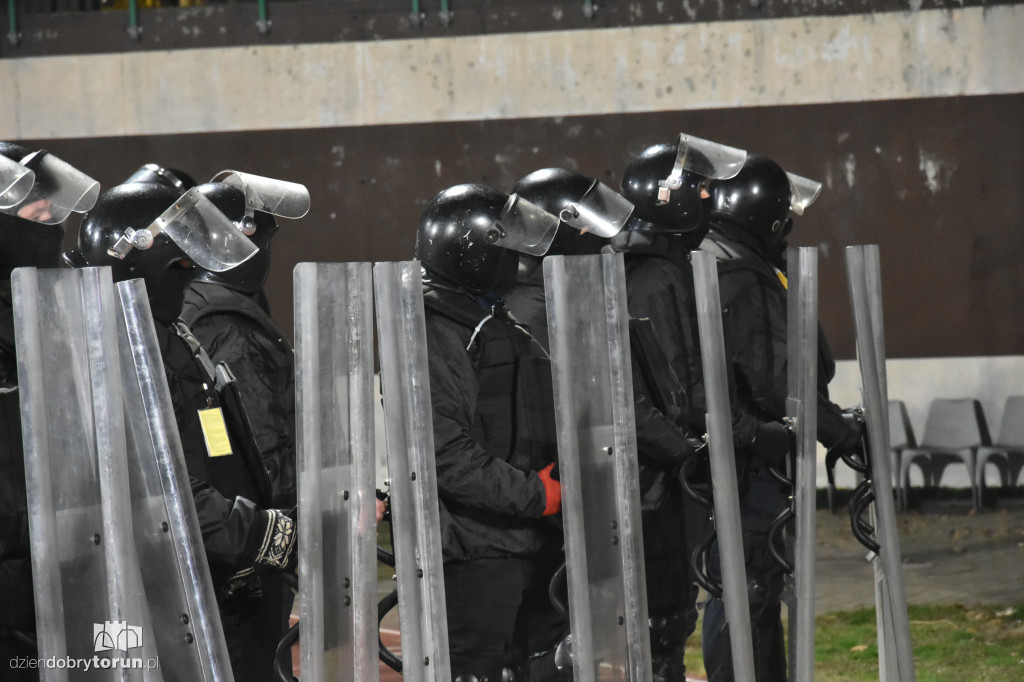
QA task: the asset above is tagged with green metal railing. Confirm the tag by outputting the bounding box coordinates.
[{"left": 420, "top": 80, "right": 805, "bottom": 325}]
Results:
[
  {"left": 7, "top": 0, "right": 19, "bottom": 46},
  {"left": 257, "top": 0, "right": 270, "bottom": 34},
  {"left": 127, "top": 0, "right": 140, "bottom": 40}
]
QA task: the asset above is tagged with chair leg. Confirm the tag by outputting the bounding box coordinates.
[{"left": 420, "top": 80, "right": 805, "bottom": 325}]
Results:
[{"left": 969, "top": 453, "right": 981, "bottom": 513}]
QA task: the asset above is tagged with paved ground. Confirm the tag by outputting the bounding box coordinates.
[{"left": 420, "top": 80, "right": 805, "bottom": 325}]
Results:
[
  {"left": 290, "top": 502, "right": 1024, "bottom": 680},
  {"left": 814, "top": 503, "right": 1024, "bottom": 614}
]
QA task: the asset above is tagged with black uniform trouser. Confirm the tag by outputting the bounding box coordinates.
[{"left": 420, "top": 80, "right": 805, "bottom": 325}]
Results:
[
  {"left": 702, "top": 465, "right": 788, "bottom": 682},
  {"left": 642, "top": 502, "right": 698, "bottom": 682},
  {"left": 220, "top": 573, "right": 292, "bottom": 682},
  {"left": 1, "top": 557, "right": 38, "bottom": 682},
  {"left": 444, "top": 557, "right": 568, "bottom": 682}
]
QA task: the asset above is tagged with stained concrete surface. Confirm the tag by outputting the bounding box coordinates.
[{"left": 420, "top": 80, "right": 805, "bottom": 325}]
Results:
[{"left": 813, "top": 505, "right": 1024, "bottom": 614}]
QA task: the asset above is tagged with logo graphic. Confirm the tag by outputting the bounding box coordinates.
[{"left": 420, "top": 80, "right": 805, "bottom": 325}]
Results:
[{"left": 93, "top": 622, "right": 143, "bottom": 653}]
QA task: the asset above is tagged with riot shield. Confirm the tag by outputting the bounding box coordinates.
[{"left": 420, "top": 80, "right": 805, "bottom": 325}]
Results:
[
  {"left": 783, "top": 247, "right": 819, "bottom": 682},
  {"left": 115, "top": 279, "right": 234, "bottom": 681},
  {"left": 294, "top": 262, "right": 380, "bottom": 682},
  {"left": 543, "top": 253, "right": 652, "bottom": 682},
  {"left": 689, "top": 250, "right": 756, "bottom": 681},
  {"left": 13, "top": 266, "right": 158, "bottom": 680},
  {"left": 845, "top": 245, "right": 916, "bottom": 682},
  {"left": 372, "top": 261, "right": 451, "bottom": 682}
]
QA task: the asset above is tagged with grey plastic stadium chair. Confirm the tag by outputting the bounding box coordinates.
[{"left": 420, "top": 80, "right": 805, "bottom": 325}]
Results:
[
  {"left": 897, "top": 398, "right": 992, "bottom": 512},
  {"left": 888, "top": 399, "right": 918, "bottom": 512},
  {"left": 975, "top": 396, "right": 1024, "bottom": 507}
]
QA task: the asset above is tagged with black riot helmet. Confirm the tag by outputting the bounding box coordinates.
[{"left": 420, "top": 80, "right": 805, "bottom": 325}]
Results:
[
  {"left": 417, "top": 183, "right": 559, "bottom": 295},
  {"left": 621, "top": 143, "right": 706, "bottom": 239},
  {"left": 190, "top": 181, "right": 278, "bottom": 294},
  {"left": 0, "top": 142, "right": 70, "bottom": 279},
  {"left": 63, "top": 183, "right": 197, "bottom": 324},
  {"left": 123, "top": 163, "right": 198, "bottom": 194},
  {"left": 511, "top": 168, "right": 631, "bottom": 256},
  {"left": 708, "top": 154, "right": 795, "bottom": 251},
  {"left": 621, "top": 134, "right": 748, "bottom": 248}
]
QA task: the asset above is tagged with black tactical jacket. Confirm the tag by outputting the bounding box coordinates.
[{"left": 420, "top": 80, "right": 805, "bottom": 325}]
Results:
[
  {"left": 423, "top": 286, "right": 562, "bottom": 562},
  {"left": 503, "top": 261, "right": 695, "bottom": 512},
  {"left": 702, "top": 225, "right": 848, "bottom": 448},
  {"left": 180, "top": 282, "right": 297, "bottom": 508},
  {"left": 0, "top": 294, "right": 27, "bottom": 563},
  {"left": 157, "top": 321, "right": 295, "bottom": 588},
  {"left": 621, "top": 237, "right": 760, "bottom": 447}
]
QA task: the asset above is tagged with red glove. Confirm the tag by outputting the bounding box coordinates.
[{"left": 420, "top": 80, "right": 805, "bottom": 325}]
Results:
[{"left": 538, "top": 463, "right": 562, "bottom": 516}]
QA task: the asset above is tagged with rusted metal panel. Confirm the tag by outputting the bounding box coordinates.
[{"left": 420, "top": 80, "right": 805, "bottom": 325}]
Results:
[{"left": 23, "top": 92, "right": 1023, "bottom": 359}]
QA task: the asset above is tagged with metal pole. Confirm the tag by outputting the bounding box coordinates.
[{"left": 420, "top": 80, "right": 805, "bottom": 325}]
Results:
[
  {"left": 691, "top": 250, "right": 756, "bottom": 682},
  {"left": 583, "top": 0, "right": 596, "bottom": 19},
  {"left": 411, "top": 0, "right": 424, "bottom": 26},
  {"left": 439, "top": 0, "right": 452, "bottom": 26}
]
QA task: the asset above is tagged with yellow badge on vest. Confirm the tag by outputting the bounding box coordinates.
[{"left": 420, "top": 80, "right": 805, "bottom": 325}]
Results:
[
  {"left": 198, "top": 407, "right": 233, "bottom": 457},
  {"left": 775, "top": 268, "right": 788, "bottom": 290}
]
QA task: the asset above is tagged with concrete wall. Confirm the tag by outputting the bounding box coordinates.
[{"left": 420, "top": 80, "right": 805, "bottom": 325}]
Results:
[{"left": 3, "top": 6, "right": 1022, "bottom": 138}]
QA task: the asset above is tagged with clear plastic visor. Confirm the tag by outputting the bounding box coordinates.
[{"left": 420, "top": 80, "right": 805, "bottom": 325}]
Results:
[
  {"left": 663, "top": 133, "right": 747, "bottom": 190},
  {"left": 559, "top": 180, "right": 633, "bottom": 238},
  {"left": 149, "top": 187, "right": 258, "bottom": 271},
  {"left": 3, "top": 152, "right": 100, "bottom": 224},
  {"left": 212, "top": 170, "right": 311, "bottom": 219},
  {"left": 492, "top": 194, "right": 562, "bottom": 256},
  {"left": 0, "top": 156, "right": 35, "bottom": 209},
  {"left": 787, "top": 173, "right": 823, "bottom": 215}
]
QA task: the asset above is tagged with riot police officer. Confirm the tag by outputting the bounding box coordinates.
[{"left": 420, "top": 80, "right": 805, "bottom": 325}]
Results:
[
  {"left": 508, "top": 166, "right": 697, "bottom": 682},
  {"left": 416, "top": 183, "right": 566, "bottom": 682},
  {"left": 698, "top": 153, "right": 863, "bottom": 682},
  {"left": 1, "top": 141, "right": 100, "bottom": 681},
  {"left": 119, "top": 165, "right": 302, "bottom": 509},
  {"left": 64, "top": 180, "right": 297, "bottom": 682},
  {"left": 618, "top": 137, "right": 767, "bottom": 681},
  {"left": 179, "top": 179, "right": 304, "bottom": 681}
]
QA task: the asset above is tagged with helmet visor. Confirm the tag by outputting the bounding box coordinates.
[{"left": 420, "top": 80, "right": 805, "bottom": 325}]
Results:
[
  {"left": 663, "top": 133, "right": 747, "bottom": 189},
  {"left": 787, "top": 172, "right": 822, "bottom": 215},
  {"left": 559, "top": 180, "right": 633, "bottom": 238},
  {"left": 212, "top": 170, "right": 311, "bottom": 220},
  {"left": 0, "top": 155, "right": 35, "bottom": 210},
  {"left": 9, "top": 151, "right": 100, "bottom": 224},
  {"left": 149, "top": 187, "right": 258, "bottom": 272},
  {"left": 493, "top": 194, "right": 561, "bottom": 256}
]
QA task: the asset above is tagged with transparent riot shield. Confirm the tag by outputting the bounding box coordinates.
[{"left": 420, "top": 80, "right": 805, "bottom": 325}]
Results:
[
  {"left": 115, "top": 279, "right": 234, "bottom": 681},
  {"left": 690, "top": 250, "right": 756, "bottom": 681},
  {"left": 12, "top": 266, "right": 158, "bottom": 680},
  {"left": 372, "top": 261, "right": 451, "bottom": 682},
  {"left": 543, "top": 253, "right": 652, "bottom": 682},
  {"left": 845, "top": 245, "right": 916, "bottom": 682},
  {"left": 783, "top": 247, "right": 818, "bottom": 682},
  {"left": 294, "top": 262, "right": 380, "bottom": 682}
]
